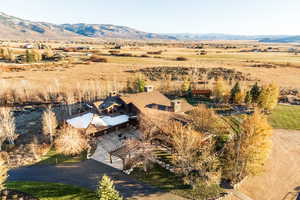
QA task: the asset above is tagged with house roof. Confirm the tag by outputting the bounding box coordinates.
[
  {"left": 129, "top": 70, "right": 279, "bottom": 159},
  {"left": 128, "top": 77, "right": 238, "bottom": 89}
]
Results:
[{"left": 119, "top": 91, "right": 193, "bottom": 113}]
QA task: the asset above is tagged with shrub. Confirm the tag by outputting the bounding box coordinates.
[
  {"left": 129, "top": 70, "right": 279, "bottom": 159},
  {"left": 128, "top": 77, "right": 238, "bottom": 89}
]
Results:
[
  {"left": 147, "top": 50, "right": 162, "bottom": 55},
  {"left": 90, "top": 55, "right": 108, "bottom": 63},
  {"left": 175, "top": 56, "right": 188, "bottom": 61},
  {"left": 55, "top": 126, "right": 89, "bottom": 156}
]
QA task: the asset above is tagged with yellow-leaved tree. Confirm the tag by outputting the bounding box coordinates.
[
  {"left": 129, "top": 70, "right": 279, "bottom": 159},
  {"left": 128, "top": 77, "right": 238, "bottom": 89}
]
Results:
[
  {"left": 213, "top": 78, "right": 230, "bottom": 103},
  {"left": 222, "top": 110, "right": 273, "bottom": 183},
  {"left": 258, "top": 83, "right": 279, "bottom": 112},
  {"left": 0, "top": 156, "right": 8, "bottom": 191}
]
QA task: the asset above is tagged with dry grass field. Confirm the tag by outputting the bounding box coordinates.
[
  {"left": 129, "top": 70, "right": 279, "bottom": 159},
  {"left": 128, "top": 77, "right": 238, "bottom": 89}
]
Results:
[{"left": 1, "top": 41, "right": 300, "bottom": 91}]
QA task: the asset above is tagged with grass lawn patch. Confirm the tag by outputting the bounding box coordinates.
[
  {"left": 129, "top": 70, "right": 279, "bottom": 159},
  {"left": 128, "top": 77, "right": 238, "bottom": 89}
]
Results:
[
  {"left": 6, "top": 181, "right": 97, "bottom": 200},
  {"left": 35, "top": 148, "right": 87, "bottom": 165},
  {"left": 269, "top": 105, "right": 300, "bottom": 130},
  {"left": 130, "top": 163, "right": 223, "bottom": 200}
]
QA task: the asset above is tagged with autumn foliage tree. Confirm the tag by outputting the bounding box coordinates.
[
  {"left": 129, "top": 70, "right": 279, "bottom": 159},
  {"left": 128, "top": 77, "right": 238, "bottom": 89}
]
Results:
[
  {"left": 163, "top": 121, "right": 220, "bottom": 187},
  {"left": 213, "top": 78, "right": 230, "bottom": 103},
  {"left": 258, "top": 83, "right": 279, "bottom": 112},
  {"left": 189, "top": 104, "right": 228, "bottom": 136},
  {"left": 0, "top": 156, "right": 8, "bottom": 191},
  {"left": 222, "top": 110, "right": 273, "bottom": 183},
  {"left": 55, "top": 126, "right": 89, "bottom": 156}
]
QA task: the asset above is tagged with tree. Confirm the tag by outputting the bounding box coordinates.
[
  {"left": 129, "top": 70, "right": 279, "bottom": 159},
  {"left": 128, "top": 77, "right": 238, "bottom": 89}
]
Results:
[
  {"left": 0, "top": 156, "right": 8, "bottom": 191},
  {"left": 230, "top": 82, "right": 241, "bottom": 104},
  {"left": 97, "top": 175, "right": 123, "bottom": 200},
  {"left": 126, "top": 114, "right": 158, "bottom": 172},
  {"left": 163, "top": 121, "right": 220, "bottom": 187},
  {"left": 189, "top": 104, "right": 229, "bottom": 135},
  {"left": 213, "top": 78, "right": 230, "bottom": 103},
  {"left": 42, "top": 107, "right": 58, "bottom": 143},
  {"left": 258, "top": 83, "right": 279, "bottom": 112},
  {"left": 250, "top": 82, "right": 261, "bottom": 104},
  {"left": 0, "top": 107, "right": 16, "bottom": 150},
  {"left": 55, "top": 126, "right": 89, "bottom": 156},
  {"left": 181, "top": 79, "right": 190, "bottom": 95},
  {"left": 222, "top": 110, "right": 273, "bottom": 183},
  {"left": 245, "top": 91, "right": 252, "bottom": 105},
  {"left": 26, "top": 49, "right": 42, "bottom": 63},
  {"left": 234, "top": 90, "right": 245, "bottom": 105},
  {"left": 134, "top": 77, "right": 146, "bottom": 93}
]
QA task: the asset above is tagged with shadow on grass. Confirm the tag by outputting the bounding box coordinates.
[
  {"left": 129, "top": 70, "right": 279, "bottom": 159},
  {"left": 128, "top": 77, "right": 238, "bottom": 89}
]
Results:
[
  {"left": 6, "top": 181, "right": 97, "bottom": 200},
  {"left": 130, "top": 163, "right": 190, "bottom": 192},
  {"left": 34, "top": 149, "right": 87, "bottom": 165}
]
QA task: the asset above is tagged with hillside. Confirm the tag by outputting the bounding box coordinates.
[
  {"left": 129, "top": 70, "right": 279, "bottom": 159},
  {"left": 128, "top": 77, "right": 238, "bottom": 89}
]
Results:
[
  {"left": 0, "top": 12, "right": 176, "bottom": 40},
  {"left": 0, "top": 12, "right": 80, "bottom": 40}
]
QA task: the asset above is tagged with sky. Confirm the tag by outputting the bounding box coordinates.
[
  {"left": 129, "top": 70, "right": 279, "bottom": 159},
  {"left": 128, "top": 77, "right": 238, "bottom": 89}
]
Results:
[{"left": 1, "top": 0, "right": 300, "bottom": 35}]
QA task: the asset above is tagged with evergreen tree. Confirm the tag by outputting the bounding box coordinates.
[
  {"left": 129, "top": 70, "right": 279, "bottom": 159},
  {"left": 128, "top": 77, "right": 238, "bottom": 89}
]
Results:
[
  {"left": 97, "top": 175, "right": 123, "bottom": 200},
  {"left": 250, "top": 82, "right": 261, "bottom": 104},
  {"left": 230, "top": 82, "right": 241, "bottom": 104}
]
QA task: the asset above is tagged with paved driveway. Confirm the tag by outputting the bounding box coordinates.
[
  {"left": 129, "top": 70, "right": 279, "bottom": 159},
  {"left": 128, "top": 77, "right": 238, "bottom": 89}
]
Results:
[{"left": 9, "top": 159, "right": 185, "bottom": 200}]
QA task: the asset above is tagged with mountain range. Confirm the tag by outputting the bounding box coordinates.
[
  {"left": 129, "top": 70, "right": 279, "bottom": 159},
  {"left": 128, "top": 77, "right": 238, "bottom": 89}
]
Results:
[{"left": 0, "top": 11, "right": 299, "bottom": 43}]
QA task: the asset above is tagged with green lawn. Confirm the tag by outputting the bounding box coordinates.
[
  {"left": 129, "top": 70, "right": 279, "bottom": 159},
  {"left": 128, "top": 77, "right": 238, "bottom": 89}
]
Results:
[
  {"left": 35, "top": 148, "right": 87, "bottom": 165},
  {"left": 6, "top": 181, "right": 97, "bottom": 200},
  {"left": 269, "top": 105, "right": 300, "bottom": 130}
]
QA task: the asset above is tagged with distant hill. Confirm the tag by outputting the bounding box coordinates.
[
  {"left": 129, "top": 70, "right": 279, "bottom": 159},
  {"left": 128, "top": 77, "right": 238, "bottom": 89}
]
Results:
[
  {"left": 0, "top": 11, "right": 298, "bottom": 42},
  {"left": 259, "top": 36, "right": 300, "bottom": 43},
  {"left": 0, "top": 12, "right": 79, "bottom": 39},
  {"left": 0, "top": 12, "right": 176, "bottom": 40},
  {"left": 169, "top": 33, "right": 297, "bottom": 42},
  {"left": 61, "top": 23, "right": 176, "bottom": 40}
]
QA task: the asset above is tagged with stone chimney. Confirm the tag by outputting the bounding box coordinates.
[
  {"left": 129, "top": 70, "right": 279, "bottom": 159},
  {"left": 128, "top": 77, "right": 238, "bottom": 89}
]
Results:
[
  {"left": 144, "top": 85, "right": 154, "bottom": 93},
  {"left": 171, "top": 99, "right": 182, "bottom": 112}
]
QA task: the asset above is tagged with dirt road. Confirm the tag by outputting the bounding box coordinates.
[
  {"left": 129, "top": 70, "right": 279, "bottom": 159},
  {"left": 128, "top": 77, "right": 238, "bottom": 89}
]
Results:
[{"left": 235, "top": 129, "right": 300, "bottom": 200}]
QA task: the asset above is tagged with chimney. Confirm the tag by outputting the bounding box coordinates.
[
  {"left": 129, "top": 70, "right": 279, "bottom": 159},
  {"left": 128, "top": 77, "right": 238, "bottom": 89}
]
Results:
[
  {"left": 171, "top": 99, "right": 181, "bottom": 112},
  {"left": 110, "top": 90, "right": 118, "bottom": 97},
  {"left": 144, "top": 85, "right": 154, "bottom": 93}
]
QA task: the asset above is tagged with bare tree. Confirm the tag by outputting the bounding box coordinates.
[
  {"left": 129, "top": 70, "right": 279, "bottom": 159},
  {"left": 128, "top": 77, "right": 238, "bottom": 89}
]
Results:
[
  {"left": 0, "top": 107, "right": 16, "bottom": 150},
  {"left": 55, "top": 126, "right": 89, "bottom": 156},
  {"left": 42, "top": 106, "right": 58, "bottom": 143}
]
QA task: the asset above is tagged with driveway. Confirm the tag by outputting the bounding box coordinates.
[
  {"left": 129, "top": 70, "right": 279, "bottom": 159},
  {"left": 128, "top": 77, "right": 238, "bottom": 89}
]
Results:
[{"left": 9, "top": 159, "right": 185, "bottom": 200}]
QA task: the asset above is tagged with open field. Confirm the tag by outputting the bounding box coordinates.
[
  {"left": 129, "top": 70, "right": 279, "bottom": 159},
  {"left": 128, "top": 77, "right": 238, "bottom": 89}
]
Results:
[{"left": 2, "top": 41, "right": 300, "bottom": 90}]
